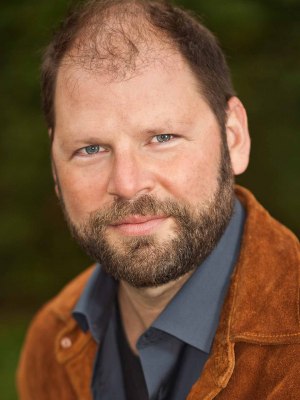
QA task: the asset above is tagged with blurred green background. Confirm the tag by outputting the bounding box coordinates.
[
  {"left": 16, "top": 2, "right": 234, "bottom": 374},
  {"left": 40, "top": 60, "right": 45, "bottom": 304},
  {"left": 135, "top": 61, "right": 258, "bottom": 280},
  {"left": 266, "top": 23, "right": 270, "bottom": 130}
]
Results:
[{"left": 0, "top": 0, "right": 299, "bottom": 398}]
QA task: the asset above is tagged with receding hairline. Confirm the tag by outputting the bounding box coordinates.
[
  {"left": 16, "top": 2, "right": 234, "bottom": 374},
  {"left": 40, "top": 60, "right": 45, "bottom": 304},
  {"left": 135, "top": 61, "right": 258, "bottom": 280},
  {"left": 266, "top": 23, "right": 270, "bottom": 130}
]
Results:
[
  {"left": 57, "top": 1, "right": 179, "bottom": 81},
  {"left": 42, "top": 0, "right": 235, "bottom": 134},
  {"left": 54, "top": 44, "right": 208, "bottom": 124}
]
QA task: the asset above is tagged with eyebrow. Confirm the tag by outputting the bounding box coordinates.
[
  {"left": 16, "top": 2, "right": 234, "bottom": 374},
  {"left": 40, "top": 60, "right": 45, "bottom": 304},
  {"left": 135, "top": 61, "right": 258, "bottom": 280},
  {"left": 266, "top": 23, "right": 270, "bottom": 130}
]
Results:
[
  {"left": 71, "top": 137, "right": 105, "bottom": 145},
  {"left": 141, "top": 119, "right": 190, "bottom": 135},
  {"left": 142, "top": 127, "right": 174, "bottom": 135},
  {"left": 58, "top": 119, "right": 190, "bottom": 147}
]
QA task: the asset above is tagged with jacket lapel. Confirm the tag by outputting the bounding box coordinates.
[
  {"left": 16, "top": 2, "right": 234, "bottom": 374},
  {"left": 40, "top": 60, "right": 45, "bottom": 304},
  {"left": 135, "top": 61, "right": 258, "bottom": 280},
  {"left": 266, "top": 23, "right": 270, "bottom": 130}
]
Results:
[
  {"left": 55, "top": 317, "right": 97, "bottom": 400},
  {"left": 187, "top": 262, "right": 237, "bottom": 399},
  {"left": 187, "top": 186, "right": 300, "bottom": 399}
]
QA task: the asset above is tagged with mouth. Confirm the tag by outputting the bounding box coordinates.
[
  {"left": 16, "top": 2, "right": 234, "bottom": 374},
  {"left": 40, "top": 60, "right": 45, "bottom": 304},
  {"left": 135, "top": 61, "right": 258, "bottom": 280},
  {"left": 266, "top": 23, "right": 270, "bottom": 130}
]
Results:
[{"left": 109, "top": 215, "right": 168, "bottom": 236}]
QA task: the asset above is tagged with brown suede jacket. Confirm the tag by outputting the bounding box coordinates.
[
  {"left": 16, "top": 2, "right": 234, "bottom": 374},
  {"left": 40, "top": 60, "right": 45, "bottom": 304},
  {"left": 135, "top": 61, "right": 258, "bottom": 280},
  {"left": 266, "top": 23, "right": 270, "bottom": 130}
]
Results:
[{"left": 17, "top": 187, "right": 300, "bottom": 399}]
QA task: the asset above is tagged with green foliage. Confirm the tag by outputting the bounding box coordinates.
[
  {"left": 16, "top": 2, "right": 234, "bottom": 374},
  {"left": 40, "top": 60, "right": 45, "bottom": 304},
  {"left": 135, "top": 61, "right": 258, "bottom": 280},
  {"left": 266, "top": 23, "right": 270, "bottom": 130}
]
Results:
[
  {"left": 0, "top": 312, "right": 33, "bottom": 400},
  {"left": 1, "top": 0, "right": 299, "bottom": 396}
]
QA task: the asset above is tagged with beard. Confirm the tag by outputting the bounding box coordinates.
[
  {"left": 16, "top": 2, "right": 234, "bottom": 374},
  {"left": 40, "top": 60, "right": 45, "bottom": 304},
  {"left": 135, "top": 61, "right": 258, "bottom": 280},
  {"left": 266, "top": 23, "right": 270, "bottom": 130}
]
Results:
[{"left": 60, "top": 140, "right": 235, "bottom": 288}]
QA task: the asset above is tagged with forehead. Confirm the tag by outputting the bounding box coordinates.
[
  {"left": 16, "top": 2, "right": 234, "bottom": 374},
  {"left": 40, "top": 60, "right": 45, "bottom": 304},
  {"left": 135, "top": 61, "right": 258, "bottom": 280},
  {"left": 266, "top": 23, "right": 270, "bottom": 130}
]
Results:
[
  {"left": 54, "top": 49, "right": 215, "bottom": 136},
  {"left": 56, "top": 49, "right": 203, "bottom": 104}
]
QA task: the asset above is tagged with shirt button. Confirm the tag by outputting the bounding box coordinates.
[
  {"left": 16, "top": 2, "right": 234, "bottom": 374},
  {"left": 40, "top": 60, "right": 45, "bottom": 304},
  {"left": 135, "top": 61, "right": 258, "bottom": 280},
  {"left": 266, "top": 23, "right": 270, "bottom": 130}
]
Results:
[{"left": 60, "top": 337, "right": 72, "bottom": 349}]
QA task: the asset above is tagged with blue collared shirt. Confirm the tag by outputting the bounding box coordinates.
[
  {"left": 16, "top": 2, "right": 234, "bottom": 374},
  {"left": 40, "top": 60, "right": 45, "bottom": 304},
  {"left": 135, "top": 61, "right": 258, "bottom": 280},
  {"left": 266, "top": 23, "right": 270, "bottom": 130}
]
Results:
[{"left": 73, "top": 198, "right": 245, "bottom": 400}]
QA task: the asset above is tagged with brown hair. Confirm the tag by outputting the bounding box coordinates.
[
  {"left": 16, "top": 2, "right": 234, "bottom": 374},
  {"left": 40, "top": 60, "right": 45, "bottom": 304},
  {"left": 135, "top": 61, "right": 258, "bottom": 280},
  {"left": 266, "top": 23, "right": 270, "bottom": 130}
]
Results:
[{"left": 41, "top": 0, "right": 235, "bottom": 133}]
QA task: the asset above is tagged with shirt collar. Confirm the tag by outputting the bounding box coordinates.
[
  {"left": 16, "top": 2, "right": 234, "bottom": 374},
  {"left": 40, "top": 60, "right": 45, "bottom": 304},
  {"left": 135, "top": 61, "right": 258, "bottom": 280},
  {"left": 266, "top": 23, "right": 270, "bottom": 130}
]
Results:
[
  {"left": 73, "top": 265, "right": 117, "bottom": 342},
  {"left": 73, "top": 198, "right": 245, "bottom": 351}
]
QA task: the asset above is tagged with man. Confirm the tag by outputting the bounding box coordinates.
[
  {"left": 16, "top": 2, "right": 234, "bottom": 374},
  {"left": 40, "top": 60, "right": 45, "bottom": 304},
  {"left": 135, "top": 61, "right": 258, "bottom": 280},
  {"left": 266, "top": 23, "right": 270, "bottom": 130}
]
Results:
[{"left": 17, "top": 0, "right": 299, "bottom": 399}]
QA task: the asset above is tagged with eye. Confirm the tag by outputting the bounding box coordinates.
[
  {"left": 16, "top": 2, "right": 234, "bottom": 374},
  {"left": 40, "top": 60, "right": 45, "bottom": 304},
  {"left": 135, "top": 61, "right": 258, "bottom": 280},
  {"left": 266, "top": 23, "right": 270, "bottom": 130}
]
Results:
[
  {"left": 73, "top": 144, "right": 107, "bottom": 159},
  {"left": 83, "top": 145, "right": 100, "bottom": 155},
  {"left": 152, "top": 134, "right": 173, "bottom": 143}
]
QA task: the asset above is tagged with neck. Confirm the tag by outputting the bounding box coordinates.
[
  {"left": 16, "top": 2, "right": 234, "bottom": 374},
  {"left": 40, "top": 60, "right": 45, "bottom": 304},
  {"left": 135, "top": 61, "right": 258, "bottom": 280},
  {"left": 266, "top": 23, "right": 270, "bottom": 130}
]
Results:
[{"left": 118, "top": 271, "right": 194, "bottom": 354}]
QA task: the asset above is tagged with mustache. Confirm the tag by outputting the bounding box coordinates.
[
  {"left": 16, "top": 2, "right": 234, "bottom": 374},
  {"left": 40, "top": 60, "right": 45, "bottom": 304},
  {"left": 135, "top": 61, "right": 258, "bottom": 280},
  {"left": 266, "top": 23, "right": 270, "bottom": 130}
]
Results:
[{"left": 86, "top": 195, "right": 189, "bottom": 226}]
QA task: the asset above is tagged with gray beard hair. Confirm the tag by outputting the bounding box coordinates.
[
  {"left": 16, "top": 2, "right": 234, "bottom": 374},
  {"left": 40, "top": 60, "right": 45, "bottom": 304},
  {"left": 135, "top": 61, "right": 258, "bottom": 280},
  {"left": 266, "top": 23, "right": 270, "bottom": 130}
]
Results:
[{"left": 59, "top": 141, "right": 234, "bottom": 288}]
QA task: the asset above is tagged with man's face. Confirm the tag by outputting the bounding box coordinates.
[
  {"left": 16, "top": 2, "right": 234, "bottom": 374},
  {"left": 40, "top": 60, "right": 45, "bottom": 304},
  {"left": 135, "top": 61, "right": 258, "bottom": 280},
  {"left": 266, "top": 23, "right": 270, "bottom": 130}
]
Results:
[{"left": 52, "top": 52, "right": 234, "bottom": 287}]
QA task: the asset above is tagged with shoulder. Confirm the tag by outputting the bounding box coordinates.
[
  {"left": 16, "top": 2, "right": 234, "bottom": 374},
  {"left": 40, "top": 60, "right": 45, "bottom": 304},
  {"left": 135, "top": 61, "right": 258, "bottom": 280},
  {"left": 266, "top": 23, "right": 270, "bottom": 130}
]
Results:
[
  {"left": 17, "top": 265, "right": 96, "bottom": 400},
  {"left": 236, "top": 185, "right": 299, "bottom": 254},
  {"left": 232, "top": 186, "right": 300, "bottom": 340}
]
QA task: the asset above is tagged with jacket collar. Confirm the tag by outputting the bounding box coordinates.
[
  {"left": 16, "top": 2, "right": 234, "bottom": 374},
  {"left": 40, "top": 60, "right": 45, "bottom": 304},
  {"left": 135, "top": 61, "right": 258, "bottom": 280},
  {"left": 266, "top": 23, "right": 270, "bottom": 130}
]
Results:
[
  {"left": 231, "top": 186, "right": 300, "bottom": 343},
  {"left": 188, "top": 186, "right": 300, "bottom": 398}
]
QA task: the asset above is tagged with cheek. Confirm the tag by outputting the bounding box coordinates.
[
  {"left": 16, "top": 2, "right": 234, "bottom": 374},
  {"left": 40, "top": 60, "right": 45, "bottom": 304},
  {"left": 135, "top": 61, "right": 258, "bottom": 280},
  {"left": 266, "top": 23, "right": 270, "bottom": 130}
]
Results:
[
  {"left": 57, "top": 166, "right": 109, "bottom": 221},
  {"left": 160, "top": 141, "right": 221, "bottom": 206}
]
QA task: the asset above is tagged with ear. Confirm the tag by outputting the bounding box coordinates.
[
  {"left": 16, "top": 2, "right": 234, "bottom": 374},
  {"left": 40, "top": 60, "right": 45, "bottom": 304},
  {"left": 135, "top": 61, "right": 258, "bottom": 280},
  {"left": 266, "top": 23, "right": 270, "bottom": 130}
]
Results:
[
  {"left": 225, "top": 97, "right": 251, "bottom": 175},
  {"left": 49, "top": 128, "right": 60, "bottom": 198},
  {"left": 48, "top": 127, "right": 54, "bottom": 143},
  {"left": 50, "top": 160, "right": 60, "bottom": 200}
]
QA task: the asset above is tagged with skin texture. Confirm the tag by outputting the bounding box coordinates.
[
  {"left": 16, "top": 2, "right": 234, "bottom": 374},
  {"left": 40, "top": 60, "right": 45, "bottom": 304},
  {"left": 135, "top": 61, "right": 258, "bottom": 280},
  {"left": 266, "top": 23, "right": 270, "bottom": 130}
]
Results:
[
  {"left": 53, "top": 56, "right": 222, "bottom": 222},
  {"left": 51, "top": 50, "right": 250, "bottom": 350}
]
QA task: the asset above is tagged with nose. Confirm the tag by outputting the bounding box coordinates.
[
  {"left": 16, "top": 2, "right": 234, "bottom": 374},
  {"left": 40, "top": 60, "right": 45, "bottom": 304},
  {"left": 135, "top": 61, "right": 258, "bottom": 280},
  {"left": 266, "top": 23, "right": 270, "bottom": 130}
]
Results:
[{"left": 107, "top": 150, "right": 155, "bottom": 200}]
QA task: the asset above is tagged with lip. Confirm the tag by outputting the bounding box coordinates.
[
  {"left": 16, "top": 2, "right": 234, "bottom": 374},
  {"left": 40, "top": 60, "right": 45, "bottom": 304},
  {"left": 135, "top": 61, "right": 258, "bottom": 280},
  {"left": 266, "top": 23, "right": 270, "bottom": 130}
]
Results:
[{"left": 109, "top": 215, "right": 168, "bottom": 236}]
